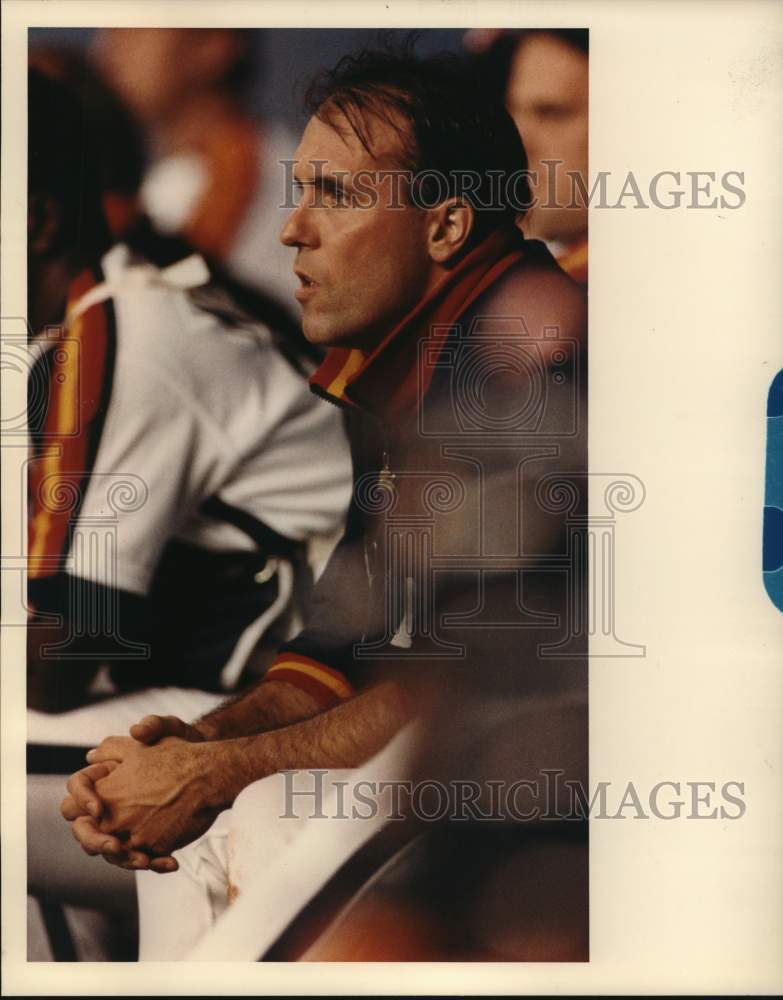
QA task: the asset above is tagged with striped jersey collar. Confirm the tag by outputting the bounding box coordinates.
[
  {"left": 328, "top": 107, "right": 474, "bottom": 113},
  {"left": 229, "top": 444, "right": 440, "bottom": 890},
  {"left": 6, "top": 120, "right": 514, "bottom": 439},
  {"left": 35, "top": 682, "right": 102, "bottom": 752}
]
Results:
[{"left": 309, "top": 227, "right": 527, "bottom": 421}]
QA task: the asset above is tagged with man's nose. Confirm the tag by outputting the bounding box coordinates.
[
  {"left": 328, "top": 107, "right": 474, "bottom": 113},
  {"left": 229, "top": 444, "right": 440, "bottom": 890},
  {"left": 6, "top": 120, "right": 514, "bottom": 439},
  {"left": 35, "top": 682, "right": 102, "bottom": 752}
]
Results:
[{"left": 279, "top": 201, "right": 314, "bottom": 248}]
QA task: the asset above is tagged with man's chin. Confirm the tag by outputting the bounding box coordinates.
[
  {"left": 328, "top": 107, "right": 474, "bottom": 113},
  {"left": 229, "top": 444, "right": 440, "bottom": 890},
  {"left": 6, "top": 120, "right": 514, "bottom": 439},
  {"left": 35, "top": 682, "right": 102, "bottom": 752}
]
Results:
[
  {"left": 302, "top": 318, "right": 356, "bottom": 349},
  {"left": 301, "top": 319, "right": 333, "bottom": 346}
]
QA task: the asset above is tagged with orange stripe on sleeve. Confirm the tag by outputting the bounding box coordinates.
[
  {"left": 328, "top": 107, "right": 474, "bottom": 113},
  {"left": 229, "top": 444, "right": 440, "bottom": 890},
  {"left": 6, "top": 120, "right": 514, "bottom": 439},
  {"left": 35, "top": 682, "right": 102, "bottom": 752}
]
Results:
[
  {"left": 28, "top": 271, "right": 111, "bottom": 579},
  {"left": 265, "top": 655, "right": 354, "bottom": 709}
]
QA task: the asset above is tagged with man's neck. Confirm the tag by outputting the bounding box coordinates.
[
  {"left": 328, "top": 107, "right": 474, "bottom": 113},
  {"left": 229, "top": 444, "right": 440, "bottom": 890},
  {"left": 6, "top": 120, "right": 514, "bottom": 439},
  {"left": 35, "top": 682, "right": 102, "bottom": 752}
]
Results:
[{"left": 346, "top": 263, "right": 449, "bottom": 354}]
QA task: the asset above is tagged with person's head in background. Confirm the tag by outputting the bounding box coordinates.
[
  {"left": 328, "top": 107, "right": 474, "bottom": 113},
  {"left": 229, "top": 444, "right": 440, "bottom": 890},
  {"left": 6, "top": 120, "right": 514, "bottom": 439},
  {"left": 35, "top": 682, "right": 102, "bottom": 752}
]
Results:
[
  {"left": 29, "top": 41, "right": 317, "bottom": 366},
  {"left": 29, "top": 46, "right": 145, "bottom": 239},
  {"left": 27, "top": 67, "right": 111, "bottom": 332},
  {"left": 474, "top": 29, "right": 588, "bottom": 246},
  {"left": 91, "top": 28, "right": 256, "bottom": 151}
]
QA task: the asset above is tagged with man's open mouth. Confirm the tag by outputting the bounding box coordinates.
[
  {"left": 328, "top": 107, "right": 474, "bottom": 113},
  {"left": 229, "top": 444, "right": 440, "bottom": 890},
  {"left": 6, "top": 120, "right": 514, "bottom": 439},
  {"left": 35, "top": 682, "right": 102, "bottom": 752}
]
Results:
[{"left": 294, "top": 272, "right": 319, "bottom": 300}]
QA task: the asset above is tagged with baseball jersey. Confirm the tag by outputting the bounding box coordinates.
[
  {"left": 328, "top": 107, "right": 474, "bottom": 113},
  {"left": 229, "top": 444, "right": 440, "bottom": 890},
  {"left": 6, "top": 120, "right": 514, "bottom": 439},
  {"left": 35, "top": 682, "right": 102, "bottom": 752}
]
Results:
[{"left": 28, "top": 243, "right": 352, "bottom": 689}]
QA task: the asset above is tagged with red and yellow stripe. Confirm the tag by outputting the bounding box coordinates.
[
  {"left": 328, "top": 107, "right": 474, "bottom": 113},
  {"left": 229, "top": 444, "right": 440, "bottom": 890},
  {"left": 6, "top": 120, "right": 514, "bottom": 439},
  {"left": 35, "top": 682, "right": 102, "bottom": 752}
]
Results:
[
  {"left": 28, "top": 269, "right": 113, "bottom": 579},
  {"left": 309, "top": 227, "right": 528, "bottom": 418},
  {"left": 555, "top": 237, "right": 588, "bottom": 285},
  {"left": 265, "top": 654, "right": 354, "bottom": 709}
]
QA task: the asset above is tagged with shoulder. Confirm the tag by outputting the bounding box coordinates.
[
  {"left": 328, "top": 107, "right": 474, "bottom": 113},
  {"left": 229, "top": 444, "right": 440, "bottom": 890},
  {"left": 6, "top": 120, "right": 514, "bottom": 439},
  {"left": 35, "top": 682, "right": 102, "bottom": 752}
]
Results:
[
  {"left": 429, "top": 238, "right": 586, "bottom": 439},
  {"left": 101, "top": 244, "right": 269, "bottom": 361},
  {"left": 474, "top": 238, "right": 586, "bottom": 340},
  {"left": 100, "top": 245, "right": 303, "bottom": 408}
]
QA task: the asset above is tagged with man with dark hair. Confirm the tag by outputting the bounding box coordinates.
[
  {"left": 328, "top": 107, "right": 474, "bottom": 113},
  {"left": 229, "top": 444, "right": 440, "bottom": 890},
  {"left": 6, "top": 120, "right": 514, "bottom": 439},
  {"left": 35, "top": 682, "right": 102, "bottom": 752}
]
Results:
[
  {"left": 63, "top": 46, "right": 587, "bottom": 960},
  {"left": 302, "top": 44, "right": 531, "bottom": 242}
]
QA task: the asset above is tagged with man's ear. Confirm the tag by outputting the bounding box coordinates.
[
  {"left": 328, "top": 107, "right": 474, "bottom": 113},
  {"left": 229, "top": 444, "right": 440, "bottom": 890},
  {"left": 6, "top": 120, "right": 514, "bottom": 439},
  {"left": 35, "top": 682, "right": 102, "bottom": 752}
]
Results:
[
  {"left": 28, "top": 193, "right": 62, "bottom": 256},
  {"left": 426, "top": 198, "right": 475, "bottom": 265}
]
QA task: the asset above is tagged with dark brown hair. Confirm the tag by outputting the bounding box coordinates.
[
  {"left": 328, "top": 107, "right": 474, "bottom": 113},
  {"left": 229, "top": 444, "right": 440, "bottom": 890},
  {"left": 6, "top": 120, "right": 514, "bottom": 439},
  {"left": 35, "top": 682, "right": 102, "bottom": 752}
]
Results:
[{"left": 304, "top": 38, "right": 531, "bottom": 242}]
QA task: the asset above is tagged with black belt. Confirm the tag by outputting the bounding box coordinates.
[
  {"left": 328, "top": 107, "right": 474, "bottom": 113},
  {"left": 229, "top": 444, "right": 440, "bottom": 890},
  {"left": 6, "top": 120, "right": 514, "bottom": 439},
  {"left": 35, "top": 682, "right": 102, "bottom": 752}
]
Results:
[{"left": 200, "top": 496, "right": 304, "bottom": 562}]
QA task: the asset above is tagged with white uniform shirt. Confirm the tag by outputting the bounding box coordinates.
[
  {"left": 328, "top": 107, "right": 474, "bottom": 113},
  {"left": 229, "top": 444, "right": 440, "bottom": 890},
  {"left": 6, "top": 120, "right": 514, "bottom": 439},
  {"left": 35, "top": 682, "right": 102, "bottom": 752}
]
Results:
[{"left": 54, "top": 243, "right": 351, "bottom": 598}]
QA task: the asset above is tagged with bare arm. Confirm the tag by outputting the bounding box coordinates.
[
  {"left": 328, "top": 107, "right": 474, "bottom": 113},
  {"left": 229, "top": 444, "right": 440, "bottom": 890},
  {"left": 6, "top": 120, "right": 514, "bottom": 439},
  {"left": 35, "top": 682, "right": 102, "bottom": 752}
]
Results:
[
  {"left": 196, "top": 679, "right": 413, "bottom": 808},
  {"left": 74, "top": 681, "right": 413, "bottom": 861},
  {"left": 60, "top": 627, "right": 355, "bottom": 865},
  {"left": 191, "top": 678, "right": 324, "bottom": 741},
  {"left": 61, "top": 677, "right": 329, "bottom": 867}
]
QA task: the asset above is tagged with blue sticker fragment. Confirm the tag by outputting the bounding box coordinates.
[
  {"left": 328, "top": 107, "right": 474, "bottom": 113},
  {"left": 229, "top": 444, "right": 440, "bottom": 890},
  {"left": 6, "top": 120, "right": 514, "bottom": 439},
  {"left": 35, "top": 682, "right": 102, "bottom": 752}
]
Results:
[
  {"left": 763, "top": 369, "right": 783, "bottom": 611},
  {"left": 767, "top": 369, "right": 783, "bottom": 418}
]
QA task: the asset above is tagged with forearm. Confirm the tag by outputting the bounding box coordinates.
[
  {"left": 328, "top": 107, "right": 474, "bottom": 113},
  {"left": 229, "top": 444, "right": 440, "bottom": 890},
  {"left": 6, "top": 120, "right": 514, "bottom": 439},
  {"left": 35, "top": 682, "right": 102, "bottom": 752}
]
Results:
[
  {"left": 206, "top": 680, "right": 414, "bottom": 808},
  {"left": 193, "top": 678, "right": 325, "bottom": 741}
]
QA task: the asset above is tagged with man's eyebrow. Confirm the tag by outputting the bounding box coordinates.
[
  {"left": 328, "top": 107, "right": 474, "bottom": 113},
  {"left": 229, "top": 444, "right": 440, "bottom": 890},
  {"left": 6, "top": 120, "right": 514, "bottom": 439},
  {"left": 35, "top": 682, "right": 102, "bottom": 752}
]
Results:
[{"left": 293, "top": 170, "right": 352, "bottom": 193}]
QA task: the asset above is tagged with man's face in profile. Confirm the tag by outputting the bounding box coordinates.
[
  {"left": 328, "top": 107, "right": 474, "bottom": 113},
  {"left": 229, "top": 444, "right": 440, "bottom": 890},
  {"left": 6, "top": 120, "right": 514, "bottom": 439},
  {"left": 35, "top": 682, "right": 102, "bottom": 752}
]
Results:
[{"left": 280, "top": 110, "right": 434, "bottom": 350}]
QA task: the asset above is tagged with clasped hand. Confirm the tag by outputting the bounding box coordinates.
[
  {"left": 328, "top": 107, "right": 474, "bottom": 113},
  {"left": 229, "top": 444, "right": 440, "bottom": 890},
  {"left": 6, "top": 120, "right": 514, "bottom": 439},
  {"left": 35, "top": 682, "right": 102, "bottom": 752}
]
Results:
[{"left": 61, "top": 715, "right": 219, "bottom": 874}]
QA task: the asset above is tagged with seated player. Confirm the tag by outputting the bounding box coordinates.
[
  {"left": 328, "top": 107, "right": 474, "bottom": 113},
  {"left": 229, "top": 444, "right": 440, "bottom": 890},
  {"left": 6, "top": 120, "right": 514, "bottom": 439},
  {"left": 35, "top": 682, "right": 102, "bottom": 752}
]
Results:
[
  {"left": 26, "top": 66, "right": 352, "bottom": 714},
  {"left": 26, "top": 66, "right": 351, "bottom": 960},
  {"left": 62, "top": 45, "right": 587, "bottom": 960}
]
